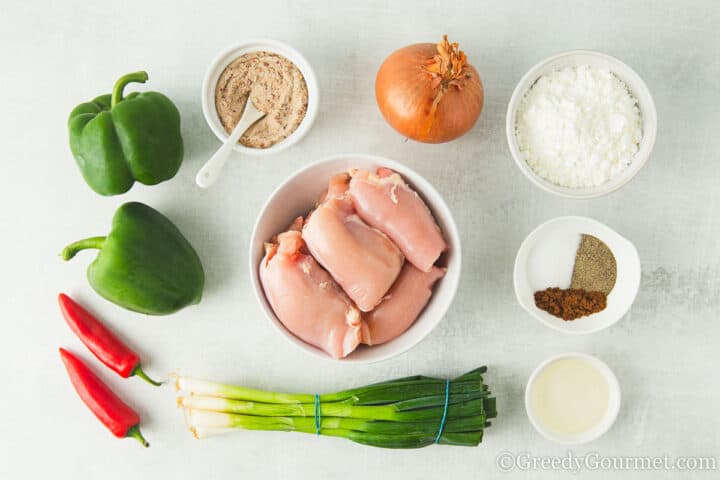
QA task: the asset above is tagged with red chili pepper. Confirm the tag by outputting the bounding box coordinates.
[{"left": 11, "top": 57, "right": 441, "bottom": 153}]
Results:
[
  {"left": 58, "top": 293, "right": 161, "bottom": 386},
  {"left": 59, "top": 348, "right": 149, "bottom": 447}
]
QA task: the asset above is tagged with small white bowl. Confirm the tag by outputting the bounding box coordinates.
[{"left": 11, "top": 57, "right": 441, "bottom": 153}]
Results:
[
  {"left": 506, "top": 50, "right": 657, "bottom": 198},
  {"left": 514, "top": 216, "right": 641, "bottom": 334},
  {"left": 525, "top": 353, "right": 621, "bottom": 444},
  {"left": 249, "top": 154, "right": 461, "bottom": 363},
  {"left": 201, "top": 39, "right": 319, "bottom": 155}
]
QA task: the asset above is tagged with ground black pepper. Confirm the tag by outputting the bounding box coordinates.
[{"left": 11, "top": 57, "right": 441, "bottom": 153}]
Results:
[{"left": 570, "top": 234, "right": 617, "bottom": 295}]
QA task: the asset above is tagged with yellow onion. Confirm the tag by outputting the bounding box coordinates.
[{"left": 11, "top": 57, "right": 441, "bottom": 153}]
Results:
[{"left": 375, "top": 35, "right": 484, "bottom": 143}]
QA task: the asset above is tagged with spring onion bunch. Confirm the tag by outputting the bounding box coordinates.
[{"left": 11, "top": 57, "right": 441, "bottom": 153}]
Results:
[{"left": 174, "top": 366, "right": 496, "bottom": 449}]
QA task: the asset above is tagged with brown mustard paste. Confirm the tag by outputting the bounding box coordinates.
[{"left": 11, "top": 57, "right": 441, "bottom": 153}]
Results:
[{"left": 215, "top": 51, "right": 308, "bottom": 148}]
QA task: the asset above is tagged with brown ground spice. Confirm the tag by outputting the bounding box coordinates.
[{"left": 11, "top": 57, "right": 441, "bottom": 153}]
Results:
[
  {"left": 534, "top": 287, "right": 607, "bottom": 321},
  {"left": 215, "top": 51, "right": 308, "bottom": 148}
]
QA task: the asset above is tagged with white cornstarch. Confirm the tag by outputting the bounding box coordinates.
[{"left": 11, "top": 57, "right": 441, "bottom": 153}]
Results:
[{"left": 515, "top": 65, "right": 642, "bottom": 188}]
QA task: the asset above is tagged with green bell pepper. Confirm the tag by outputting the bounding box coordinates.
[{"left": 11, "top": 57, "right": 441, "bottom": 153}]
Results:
[
  {"left": 68, "top": 71, "right": 184, "bottom": 196},
  {"left": 61, "top": 202, "right": 204, "bottom": 315}
]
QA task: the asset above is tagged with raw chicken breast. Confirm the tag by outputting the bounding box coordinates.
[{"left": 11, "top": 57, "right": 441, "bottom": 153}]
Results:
[
  {"left": 303, "top": 173, "right": 404, "bottom": 312},
  {"left": 348, "top": 168, "right": 447, "bottom": 272},
  {"left": 362, "top": 264, "right": 445, "bottom": 346},
  {"left": 259, "top": 217, "right": 363, "bottom": 359}
]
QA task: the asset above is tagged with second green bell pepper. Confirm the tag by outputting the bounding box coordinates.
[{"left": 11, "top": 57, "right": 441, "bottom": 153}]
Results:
[
  {"left": 61, "top": 202, "right": 205, "bottom": 315},
  {"left": 68, "top": 71, "right": 184, "bottom": 196}
]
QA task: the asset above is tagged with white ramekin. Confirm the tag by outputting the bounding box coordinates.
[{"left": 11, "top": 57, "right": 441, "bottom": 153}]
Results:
[
  {"left": 249, "top": 154, "right": 461, "bottom": 364},
  {"left": 513, "top": 216, "right": 641, "bottom": 335},
  {"left": 201, "top": 39, "right": 319, "bottom": 155},
  {"left": 525, "top": 353, "right": 621, "bottom": 445},
  {"left": 506, "top": 50, "right": 657, "bottom": 198}
]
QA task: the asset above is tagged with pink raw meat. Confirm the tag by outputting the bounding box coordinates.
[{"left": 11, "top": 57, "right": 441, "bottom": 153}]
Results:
[
  {"left": 348, "top": 168, "right": 447, "bottom": 272},
  {"left": 361, "top": 264, "right": 445, "bottom": 346},
  {"left": 259, "top": 217, "right": 363, "bottom": 359},
  {"left": 303, "top": 173, "right": 404, "bottom": 312}
]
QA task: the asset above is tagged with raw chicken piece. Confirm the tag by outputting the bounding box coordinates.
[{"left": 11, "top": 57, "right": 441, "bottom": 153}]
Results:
[
  {"left": 348, "top": 168, "right": 447, "bottom": 272},
  {"left": 303, "top": 173, "right": 404, "bottom": 312},
  {"left": 259, "top": 217, "right": 363, "bottom": 359},
  {"left": 361, "top": 264, "right": 445, "bottom": 346}
]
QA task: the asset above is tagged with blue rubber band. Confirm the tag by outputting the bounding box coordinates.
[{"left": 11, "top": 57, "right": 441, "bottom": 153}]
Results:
[
  {"left": 314, "top": 394, "right": 321, "bottom": 435},
  {"left": 434, "top": 379, "right": 450, "bottom": 444}
]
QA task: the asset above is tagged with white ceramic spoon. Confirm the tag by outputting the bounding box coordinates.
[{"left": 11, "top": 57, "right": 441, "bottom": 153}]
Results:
[{"left": 195, "top": 98, "right": 266, "bottom": 188}]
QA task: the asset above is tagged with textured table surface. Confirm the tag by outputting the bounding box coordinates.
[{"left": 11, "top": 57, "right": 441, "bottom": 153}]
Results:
[{"left": 2, "top": 0, "right": 718, "bottom": 478}]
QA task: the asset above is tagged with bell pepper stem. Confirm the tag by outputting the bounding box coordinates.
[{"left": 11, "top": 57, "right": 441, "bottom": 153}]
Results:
[
  {"left": 132, "top": 365, "right": 163, "bottom": 387},
  {"left": 126, "top": 424, "right": 149, "bottom": 447},
  {"left": 61, "top": 236, "right": 106, "bottom": 261},
  {"left": 111, "top": 71, "right": 149, "bottom": 108}
]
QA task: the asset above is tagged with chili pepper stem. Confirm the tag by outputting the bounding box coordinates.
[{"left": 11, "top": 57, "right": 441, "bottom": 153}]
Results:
[
  {"left": 61, "top": 236, "right": 106, "bottom": 260},
  {"left": 132, "top": 365, "right": 163, "bottom": 387},
  {"left": 126, "top": 424, "right": 149, "bottom": 447},
  {"left": 111, "top": 71, "right": 149, "bottom": 108}
]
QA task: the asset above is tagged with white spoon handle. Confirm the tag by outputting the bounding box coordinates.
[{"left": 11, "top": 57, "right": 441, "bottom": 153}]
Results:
[{"left": 196, "top": 101, "right": 265, "bottom": 188}]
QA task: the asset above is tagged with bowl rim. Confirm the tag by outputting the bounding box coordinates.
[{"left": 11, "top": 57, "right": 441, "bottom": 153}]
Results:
[
  {"left": 248, "top": 153, "right": 462, "bottom": 364},
  {"left": 201, "top": 38, "right": 319, "bottom": 156},
  {"left": 513, "top": 215, "right": 641, "bottom": 335},
  {"left": 505, "top": 49, "right": 657, "bottom": 199},
  {"left": 524, "top": 352, "right": 622, "bottom": 445}
]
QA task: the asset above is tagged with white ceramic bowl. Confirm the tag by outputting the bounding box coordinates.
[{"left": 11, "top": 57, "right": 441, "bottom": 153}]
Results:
[
  {"left": 506, "top": 50, "right": 657, "bottom": 198},
  {"left": 249, "top": 154, "right": 461, "bottom": 363},
  {"left": 525, "top": 352, "right": 621, "bottom": 444},
  {"left": 201, "top": 39, "right": 319, "bottom": 155},
  {"left": 514, "top": 216, "right": 641, "bottom": 334}
]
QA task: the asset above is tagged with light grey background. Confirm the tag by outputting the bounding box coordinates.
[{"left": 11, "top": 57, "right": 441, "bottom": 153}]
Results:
[{"left": 1, "top": 0, "right": 718, "bottom": 478}]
